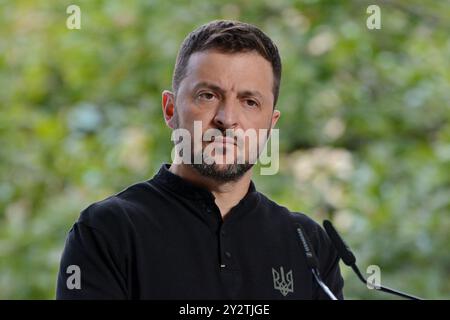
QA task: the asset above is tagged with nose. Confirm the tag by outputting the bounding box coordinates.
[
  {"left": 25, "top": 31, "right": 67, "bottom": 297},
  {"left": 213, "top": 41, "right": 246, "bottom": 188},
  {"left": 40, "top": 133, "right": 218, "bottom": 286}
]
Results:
[{"left": 213, "top": 99, "right": 239, "bottom": 130}]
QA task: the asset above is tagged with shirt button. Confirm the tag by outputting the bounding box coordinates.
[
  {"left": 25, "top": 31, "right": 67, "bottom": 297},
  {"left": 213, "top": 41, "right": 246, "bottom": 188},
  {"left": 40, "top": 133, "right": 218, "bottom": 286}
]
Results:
[
  {"left": 221, "top": 230, "right": 226, "bottom": 236},
  {"left": 225, "top": 251, "right": 232, "bottom": 258}
]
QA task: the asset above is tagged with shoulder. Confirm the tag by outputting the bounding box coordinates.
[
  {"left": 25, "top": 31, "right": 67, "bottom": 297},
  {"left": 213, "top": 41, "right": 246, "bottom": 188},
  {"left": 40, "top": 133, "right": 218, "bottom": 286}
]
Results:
[
  {"left": 77, "top": 181, "right": 152, "bottom": 233},
  {"left": 257, "top": 192, "right": 322, "bottom": 231},
  {"left": 256, "top": 191, "right": 332, "bottom": 254}
]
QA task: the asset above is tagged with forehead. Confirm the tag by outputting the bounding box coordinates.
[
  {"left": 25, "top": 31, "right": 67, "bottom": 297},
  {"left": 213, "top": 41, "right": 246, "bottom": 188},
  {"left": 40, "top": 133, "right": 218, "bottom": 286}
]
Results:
[{"left": 182, "top": 50, "right": 274, "bottom": 98}]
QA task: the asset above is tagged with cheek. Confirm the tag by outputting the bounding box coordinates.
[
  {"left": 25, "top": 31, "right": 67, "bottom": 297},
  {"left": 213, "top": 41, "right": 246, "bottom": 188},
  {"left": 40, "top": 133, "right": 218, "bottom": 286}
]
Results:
[
  {"left": 180, "top": 101, "right": 217, "bottom": 123},
  {"left": 242, "top": 116, "right": 273, "bottom": 134}
]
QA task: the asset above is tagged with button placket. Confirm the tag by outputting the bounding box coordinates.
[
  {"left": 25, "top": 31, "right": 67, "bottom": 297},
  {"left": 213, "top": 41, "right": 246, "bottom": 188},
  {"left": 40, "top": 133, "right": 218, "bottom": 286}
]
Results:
[{"left": 219, "top": 225, "right": 234, "bottom": 270}]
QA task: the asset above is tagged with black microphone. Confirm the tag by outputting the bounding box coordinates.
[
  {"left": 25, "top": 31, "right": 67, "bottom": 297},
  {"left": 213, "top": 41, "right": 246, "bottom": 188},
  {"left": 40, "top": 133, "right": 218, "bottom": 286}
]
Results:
[
  {"left": 323, "top": 220, "right": 423, "bottom": 300},
  {"left": 295, "top": 223, "right": 338, "bottom": 300}
]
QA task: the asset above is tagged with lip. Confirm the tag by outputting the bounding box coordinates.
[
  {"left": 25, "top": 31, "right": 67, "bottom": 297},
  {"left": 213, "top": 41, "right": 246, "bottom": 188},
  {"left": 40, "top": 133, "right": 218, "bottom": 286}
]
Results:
[{"left": 211, "top": 136, "right": 236, "bottom": 145}]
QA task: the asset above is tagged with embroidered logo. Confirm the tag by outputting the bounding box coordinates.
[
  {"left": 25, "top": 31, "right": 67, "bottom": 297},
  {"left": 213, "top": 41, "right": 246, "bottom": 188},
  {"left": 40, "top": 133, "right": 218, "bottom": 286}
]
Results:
[{"left": 272, "top": 266, "right": 294, "bottom": 296}]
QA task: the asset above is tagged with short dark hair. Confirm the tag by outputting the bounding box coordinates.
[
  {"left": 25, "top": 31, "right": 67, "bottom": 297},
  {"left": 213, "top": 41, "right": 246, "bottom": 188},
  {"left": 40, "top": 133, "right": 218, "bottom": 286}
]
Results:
[{"left": 172, "top": 20, "right": 282, "bottom": 107}]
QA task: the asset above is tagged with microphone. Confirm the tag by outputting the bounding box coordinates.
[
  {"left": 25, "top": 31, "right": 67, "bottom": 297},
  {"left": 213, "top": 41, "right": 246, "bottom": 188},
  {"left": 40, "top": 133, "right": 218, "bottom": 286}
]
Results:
[
  {"left": 323, "top": 220, "right": 423, "bottom": 300},
  {"left": 295, "top": 223, "right": 338, "bottom": 300}
]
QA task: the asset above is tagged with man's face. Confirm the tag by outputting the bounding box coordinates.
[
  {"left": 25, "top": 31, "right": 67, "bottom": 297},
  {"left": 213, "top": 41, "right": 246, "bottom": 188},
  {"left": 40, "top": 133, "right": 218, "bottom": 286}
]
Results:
[{"left": 163, "top": 50, "right": 280, "bottom": 182}]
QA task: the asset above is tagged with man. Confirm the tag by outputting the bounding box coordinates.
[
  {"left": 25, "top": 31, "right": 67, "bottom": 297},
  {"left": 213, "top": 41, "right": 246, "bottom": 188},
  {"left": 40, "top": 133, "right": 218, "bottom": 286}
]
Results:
[{"left": 56, "top": 20, "right": 344, "bottom": 299}]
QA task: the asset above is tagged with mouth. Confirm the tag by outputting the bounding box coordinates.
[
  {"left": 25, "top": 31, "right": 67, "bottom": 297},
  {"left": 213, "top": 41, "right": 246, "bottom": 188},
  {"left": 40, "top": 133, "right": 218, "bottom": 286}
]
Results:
[{"left": 209, "top": 136, "right": 236, "bottom": 146}]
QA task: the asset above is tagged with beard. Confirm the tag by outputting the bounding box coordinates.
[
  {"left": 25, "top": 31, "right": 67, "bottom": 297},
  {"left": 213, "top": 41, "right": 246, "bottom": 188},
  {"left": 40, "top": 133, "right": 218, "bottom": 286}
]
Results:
[
  {"left": 190, "top": 162, "right": 253, "bottom": 182},
  {"left": 190, "top": 137, "right": 254, "bottom": 182},
  {"left": 172, "top": 109, "right": 254, "bottom": 182}
]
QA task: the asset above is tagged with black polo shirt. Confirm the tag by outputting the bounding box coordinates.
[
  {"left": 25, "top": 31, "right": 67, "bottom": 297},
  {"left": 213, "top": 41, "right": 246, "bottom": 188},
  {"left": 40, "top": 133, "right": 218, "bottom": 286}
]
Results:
[{"left": 56, "top": 164, "right": 344, "bottom": 299}]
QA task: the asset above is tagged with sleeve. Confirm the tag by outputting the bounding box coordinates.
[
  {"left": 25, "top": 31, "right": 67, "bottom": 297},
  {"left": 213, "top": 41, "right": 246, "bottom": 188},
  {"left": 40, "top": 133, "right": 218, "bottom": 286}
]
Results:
[
  {"left": 310, "top": 224, "right": 345, "bottom": 300},
  {"left": 56, "top": 221, "right": 128, "bottom": 299}
]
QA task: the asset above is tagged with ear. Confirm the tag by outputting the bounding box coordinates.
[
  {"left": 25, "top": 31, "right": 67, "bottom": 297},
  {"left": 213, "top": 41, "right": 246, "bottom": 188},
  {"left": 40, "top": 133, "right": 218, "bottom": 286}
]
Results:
[
  {"left": 271, "top": 109, "right": 281, "bottom": 129},
  {"left": 162, "top": 90, "right": 176, "bottom": 129}
]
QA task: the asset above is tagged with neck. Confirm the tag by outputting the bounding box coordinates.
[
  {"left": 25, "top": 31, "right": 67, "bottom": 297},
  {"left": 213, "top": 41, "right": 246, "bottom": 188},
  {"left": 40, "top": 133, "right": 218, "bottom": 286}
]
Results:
[{"left": 169, "top": 163, "right": 252, "bottom": 219}]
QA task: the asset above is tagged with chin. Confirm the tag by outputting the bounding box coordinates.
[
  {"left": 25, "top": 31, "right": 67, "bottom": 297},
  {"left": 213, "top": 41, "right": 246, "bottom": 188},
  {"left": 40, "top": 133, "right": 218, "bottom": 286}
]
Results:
[
  {"left": 190, "top": 162, "right": 253, "bottom": 183},
  {"left": 212, "top": 163, "right": 235, "bottom": 172}
]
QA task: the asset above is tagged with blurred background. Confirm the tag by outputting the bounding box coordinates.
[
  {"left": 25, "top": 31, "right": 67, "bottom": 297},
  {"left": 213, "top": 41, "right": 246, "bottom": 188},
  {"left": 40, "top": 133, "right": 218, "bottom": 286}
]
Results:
[{"left": 0, "top": 0, "right": 449, "bottom": 299}]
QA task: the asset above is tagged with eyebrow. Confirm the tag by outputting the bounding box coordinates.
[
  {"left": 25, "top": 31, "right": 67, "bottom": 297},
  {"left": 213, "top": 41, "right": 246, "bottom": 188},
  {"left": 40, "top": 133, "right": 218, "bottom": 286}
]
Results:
[{"left": 192, "top": 81, "right": 265, "bottom": 101}]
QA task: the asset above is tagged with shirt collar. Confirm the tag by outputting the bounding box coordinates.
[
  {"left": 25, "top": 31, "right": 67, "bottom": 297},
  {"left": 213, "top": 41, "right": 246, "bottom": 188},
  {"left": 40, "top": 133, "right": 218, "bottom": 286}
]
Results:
[{"left": 152, "top": 163, "right": 258, "bottom": 205}]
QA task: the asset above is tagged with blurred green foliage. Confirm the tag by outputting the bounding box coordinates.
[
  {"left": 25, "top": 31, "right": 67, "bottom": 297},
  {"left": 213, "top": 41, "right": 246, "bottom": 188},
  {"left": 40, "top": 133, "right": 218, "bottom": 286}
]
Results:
[{"left": 0, "top": 0, "right": 449, "bottom": 299}]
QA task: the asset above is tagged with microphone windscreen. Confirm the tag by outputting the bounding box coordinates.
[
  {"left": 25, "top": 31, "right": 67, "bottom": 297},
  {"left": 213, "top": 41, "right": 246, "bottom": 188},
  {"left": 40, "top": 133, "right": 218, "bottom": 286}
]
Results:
[{"left": 323, "top": 220, "right": 356, "bottom": 266}]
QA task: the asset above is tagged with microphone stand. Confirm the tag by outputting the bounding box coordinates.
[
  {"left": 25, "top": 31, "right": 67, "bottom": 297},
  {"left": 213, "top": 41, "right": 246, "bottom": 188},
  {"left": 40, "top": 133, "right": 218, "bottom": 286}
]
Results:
[{"left": 323, "top": 219, "right": 423, "bottom": 300}]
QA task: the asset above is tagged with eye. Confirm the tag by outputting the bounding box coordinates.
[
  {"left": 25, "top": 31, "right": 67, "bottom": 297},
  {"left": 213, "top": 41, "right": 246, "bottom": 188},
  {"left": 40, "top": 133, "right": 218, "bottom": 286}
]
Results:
[
  {"left": 198, "top": 92, "right": 216, "bottom": 101},
  {"left": 244, "top": 99, "right": 259, "bottom": 108}
]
